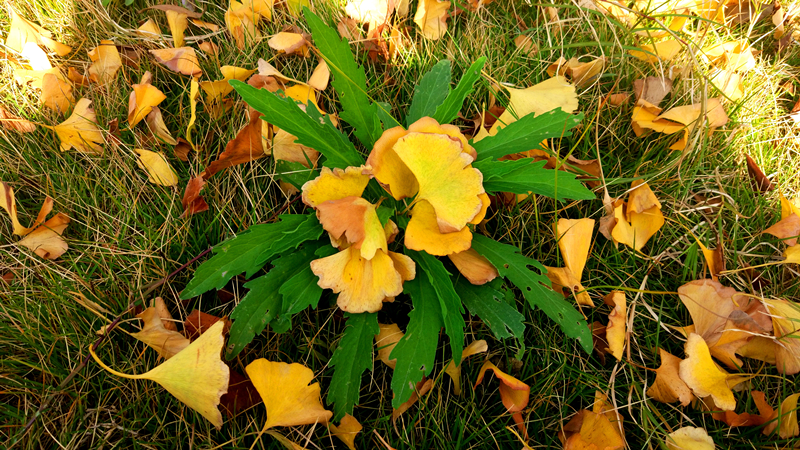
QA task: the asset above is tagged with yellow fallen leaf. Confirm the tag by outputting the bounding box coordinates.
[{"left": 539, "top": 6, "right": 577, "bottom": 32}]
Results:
[
  {"left": 200, "top": 65, "right": 256, "bottom": 104},
  {"left": 186, "top": 78, "right": 200, "bottom": 149},
  {"left": 285, "top": 0, "right": 311, "bottom": 16},
  {"left": 308, "top": 59, "right": 330, "bottom": 91},
  {"left": 762, "top": 299, "right": 800, "bottom": 374},
  {"left": 149, "top": 47, "right": 202, "bottom": 76},
  {"left": 226, "top": 1, "right": 261, "bottom": 50},
  {"left": 152, "top": 296, "right": 177, "bottom": 331},
  {"left": 131, "top": 303, "right": 189, "bottom": 359},
  {"left": 1, "top": 182, "right": 52, "bottom": 235},
  {"left": 329, "top": 414, "right": 362, "bottom": 450},
  {"left": 610, "top": 180, "right": 664, "bottom": 252},
  {"left": 679, "top": 333, "right": 736, "bottom": 411},
  {"left": 146, "top": 107, "right": 178, "bottom": 145},
  {"left": 242, "top": 0, "right": 274, "bottom": 20},
  {"left": 48, "top": 98, "right": 104, "bottom": 153},
  {"left": 665, "top": 427, "right": 714, "bottom": 450},
  {"left": 447, "top": 248, "right": 499, "bottom": 285},
  {"left": 555, "top": 217, "right": 595, "bottom": 290},
  {"left": 41, "top": 71, "right": 74, "bottom": 114},
  {"left": 268, "top": 32, "right": 310, "bottom": 57},
  {"left": 604, "top": 291, "right": 626, "bottom": 361},
  {"left": 474, "top": 361, "right": 529, "bottom": 439},
  {"left": 245, "top": 359, "right": 333, "bottom": 430},
  {"left": 545, "top": 266, "right": 592, "bottom": 307},
  {"left": 558, "top": 393, "right": 624, "bottom": 450},
  {"left": 128, "top": 71, "right": 166, "bottom": 127},
  {"left": 647, "top": 348, "right": 695, "bottom": 406},
  {"left": 0, "top": 105, "right": 36, "bottom": 133},
  {"left": 134, "top": 149, "right": 179, "bottom": 187},
  {"left": 392, "top": 377, "right": 434, "bottom": 420},
  {"left": 21, "top": 41, "right": 53, "bottom": 71},
  {"left": 763, "top": 393, "right": 800, "bottom": 438},
  {"left": 375, "top": 323, "right": 403, "bottom": 369},
  {"left": 414, "top": 0, "right": 451, "bottom": 40},
  {"left": 629, "top": 39, "right": 682, "bottom": 62},
  {"left": 5, "top": 5, "right": 72, "bottom": 56},
  {"left": 786, "top": 245, "right": 800, "bottom": 264},
  {"left": 88, "top": 40, "right": 122, "bottom": 86},
  {"left": 90, "top": 320, "right": 229, "bottom": 429},
  {"left": 710, "top": 69, "right": 743, "bottom": 100},
  {"left": 166, "top": 10, "right": 188, "bottom": 48},
  {"left": 444, "top": 340, "right": 488, "bottom": 395},
  {"left": 137, "top": 19, "right": 162, "bottom": 38},
  {"left": 490, "top": 77, "right": 578, "bottom": 135},
  {"left": 564, "top": 56, "right": 606, "bottom": 88}
]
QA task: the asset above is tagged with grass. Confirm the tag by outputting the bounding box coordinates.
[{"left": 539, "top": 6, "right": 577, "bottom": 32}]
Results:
[{"left": 2, "top": 0, "right": 800, "bottom": 448}]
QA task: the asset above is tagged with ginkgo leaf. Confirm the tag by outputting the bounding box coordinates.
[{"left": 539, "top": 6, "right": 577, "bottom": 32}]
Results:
[
  {"left": 610, "top": 181, "right": 664, "bottom": 252},
  {"left": 152, "top": 296, "right": 177, "bottom": 331},
  {"left": 665, "top": 427, "right": 714, "bottom": 450},
  {"left": 629, "top": 39, "right": 682, "bottom": 62},
  {"left": 198, "top": 40, "right": 219, "bottom": 55},
  {"left": 346, "top": 0, "right": 395, "bottom": 28},
  {"left": 0, "top": 105, "right": 36, "bottom": 133},
  {"left": 604, "top": 291, "right": 626, "bottom": 361},
  {"left": 5, "top": 5, "right": 72, "bottom": 56},
  {"left": 763, "top": 393, "right": 800, "bottom": 438},
  {"left": 375, "top": 323, "right": 403, "bottom": 369},
  {"left": 414, "top": 0, "right": 450, "bottom": 40},
  {"left": 447, "top": 248, "right": 499, "bottom": 285},
  {"left": 128, "top": 71, "right": 166, "bottom": 127},
  {"left": 555, "top": 218, "right": 595, "bottom": 282},
  {"left": 41, "top": 71, "right": 74, "bottom": 113},
  {"left": 137, "top": 19, "right": 162, "bottom": 38},
  {"left": 392, "top": 377, "right": 433, "bottom": 420},
  {"left": 205, "top": 110, "right": 267, "bottom": 178},
  {"left": 490, "top": 77, "right": 578, "bottom": 135},
  {"left": 328, "top": 414, "right": 362, "bottom": 450},
  {"left": 242, "top": 0, "right": 274, "bottom": 19},
  {"left": 786, "top": 245, "right": 800, "bottom": 264},
  {"left": 134, "top": 149, "right": 179, "bottom": 187},
  {"left": 18, "top": 212, "right": 70, "bottom": 260},
  {"left": 474, "top": 361, "right": 530, "bottom": 438},
  {"left": 90, "top": 320, "right": 229, "bottom": 429},
  {"left": 145, "top": 107, "right": 178, "bottom": 145},
  {"left": 405, "top": 200, "right": 473, "bottom": 256},
  {"left": 762, "top": 298, "right": 800, "bottom": 374},
  {"left": 558, "top": 393, "right": 624, "bottom": 450},
  {"left": 88, "top": 40, "right": 122, "bottom": 86},
  {"left": 679, "top": 333, "right": 736, "bottom": 411},
  {"left": 181, "top": 175, "right": 209, "bottom": 217},
  {"left": 200, "top": 66, "right": 256, "bottom": 103},
  {"left": 308, "top": 59, "right": 330, "bottom": 91},
  {"left": 166, "top": 9, "right": 188, "bottom": 48},
  {"left": 245, "top": 359, "right": 333, "bottom": 430},
  {"left": 444, "top": 340, "right": 488, "bottom": 395},
  {"left": 131, "top": 304, "right": 190, "bottom": 359},
  {"left": 149, "top": 47, "right": 202, "bottom": 76},
  {"left": 268, "top": 32, "right": 310, "bottom": 56},
  {"left": 48, "top": 98, "right": 104, "bottom": 153},
  {"left": 226, "top": 1, "right": 261, "bottom": 50},
  {"left": 647, "top": 348, "right": 695, "bottom": 406},
  {"left": 272, "top": 128, "right": 320, "bottom": 167},
  {"left": 544, "top": 266, "right": 592, "bottom": 307}
]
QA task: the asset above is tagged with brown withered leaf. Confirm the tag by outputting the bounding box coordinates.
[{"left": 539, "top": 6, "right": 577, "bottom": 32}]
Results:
[
  {"left": 204, "top": 110, "right": 267, "bottom": 179},
  {"left": 633, "top": 76, "right": 672, "bottom": 106},
  {"left": 392, "top": 378, "right": 433, "bottom": 420},
  {"left": 174, "top": 138, "right": 192, "bottom": 161},
  {"left": 149, "top": 47, "right": 202, "bottom": 76},
  {"left": 181, "top": 175, "right": 209, "bottom": 218},
  {"left": 184, "top": 310, "right": 231, "bottom": 340},
  {"left": 745, "top": 154, "right": 774, "bottom": 192},
  {"left": 220, "top": 369, "right": 262, "bottom": 417},
  {"left": 647, "top": 348, "right": 695, "bottom": 406},
  {"left": 0, "top": 105, "right": 36, "bottom": 133}
]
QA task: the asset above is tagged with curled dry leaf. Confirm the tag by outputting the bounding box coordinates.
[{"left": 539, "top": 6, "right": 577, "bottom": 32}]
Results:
[
  {"left": 414, "top": 0, "right": 450, "bottom": 40},
  {"left": 764, "top": 194, "right": 800, "bottom": 247},
  {"left": 152, "top": 297, "right": 176, "bottom": 331},
  {"left": 146, "top": 106, "right": 178, "bottom": 145},
  {"left": 88, "top": 40, "right": 122, "bottom": 86},
  {"left": 447, "top": 248, "right": 499, "bottom": 285},
  {"left": 392, "top": 377, "right": 433, "bottom": 420},
  {"left": 474, "top": 361, "right": 530, "bottom": 439},
  {"left": 375, "top": 323, "right": 403, "bottom": 369},
  {"left": 149, "top": 47, "right": 202, "bottom": 76},
  {"left": 181, "top": 175, "right": 209, "bottom": 217},
  {"left": 665, "top": 427, "right": 714, "bottom": 450},
  {"left": 268, "top": 32, "right": 310, "bottom": 57},
  {"left": 205, "top": 110, "right": 267, "bottom": 179},
  {"left": 329, "top": 414, "right": 362, "bottom": 450},
  {"left": 547, "top": 218, "right": 595, "bottom": 306},
  {"left": 48, "top": 98, "right": 104, "bottom": 153},
  {"left": 609, "top": 180, "right": 664, "bottom": 252},
  {"left": 1, "top": 183, "right": 70, "bottom": 260},
  {"left": 133, "top": 149, "right": 178, "bottom": 187},
  {"left": 128, "top": 71, "right": 166, "bottom": 127},
  {"left": 90, "top": 320, "right": 229, "bottom": 429},
  {"left": 647, "top": 348, "right": 695, "bottom": 406},
  {"left": 444, "top": 340, "right": 488, "bottom": 395},
  {"left": 604, "top": 291, "right": 626, "bottom": 361},
  {"left": 245, "top": 359, "right": 332, "bottom": 430},
  {"left": 5, "top": 5, "right": 72, "bottom": 56},
  {"left": 745, "top": 154, "right": 774, "bottom": 192},
  {"left": 0, "top": 105, "right": 36, "bottom": 133},
  {"left": 131, "top": 304, "right": 190, "bottom": 359}
]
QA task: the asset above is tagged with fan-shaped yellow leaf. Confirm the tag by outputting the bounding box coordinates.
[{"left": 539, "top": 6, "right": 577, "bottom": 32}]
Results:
[
  {"left": 629, "top": 39, "right": 682, "bottom": 62},
  {"left": 375, "top": 323, "right": 403, "bottom": 369},
  {"left": 137, "top": 19, "right": 162, "bottom": 38},
  {"left": 5, "top": 5, "right": 72, "bottom": 56},
  {"left": 41, "top": 71, "right": 74, "bottom": 114},
  {"left": 679, "top": 333, "right": 736, "bottom": 411},
  {"left": 329, "top": 414, "right": 362, "bottom": 450},
  {"left": 555, "top": 218, "right": 595, "bottom": 281},
  {"left": 90, "top": 320, "right": 229, "bottom": 429},
  {"left": 647, "top": 348, "right": 695, "bottom": 406},
  {"left": 131, "top": 305, "right": 189, "bottom": 359},
  {"left": 604, "top": 291, "right": 626, "bottom": 361},
  {"left": 166, "top": 10, "right": 188, "bottom": 48},
  {"left": 302, "top": 166, "right": 370, "bottom": 207},
  {"left": 246, "top": 359, "right": 332, "bottom": 430},
  {"left": 149, "top": 47, "right": 202, "bottom": 76},
  {"left": 665, "top": 427, "right": 714, "bottom": 450},
  {"left": 268, "top": 32, "right": 309, "bottom": 56},
  {"left": 414, "top": 0, "right": 450, "bottom": 40},
  {"left": 48, "top": 98, "right": 104, "bottom": 153},
  {"left": 490, "top": 77, "right": 578, "bottom": 135},
  {"left": 88, "top": 40, "right": 122, "bottom": 86},
  {"left": 128, "top": 71, "right": 166, "bottom": 127},
  {"left": 133, "top": 149, "right": 178, "bottom": 187},
  {"left": 447, "top": 248, "right": 498, "bottom": 285},
  {"left": 405, "top": 200, "right": 473, "bottom": 256}
]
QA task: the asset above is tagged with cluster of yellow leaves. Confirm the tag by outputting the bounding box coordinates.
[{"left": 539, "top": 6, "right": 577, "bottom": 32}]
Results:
[
  {"left": 0, "top": 182, "right": 70, "bottom": 260},
  {"left": 601, "top": 180, "right": 665, "bottom": 252},
  {"left": 559, "top": 391, "right": 624, "bottom": 449},
  {"left": 645, "top": 278, "right": 800, "bottom": 438}
]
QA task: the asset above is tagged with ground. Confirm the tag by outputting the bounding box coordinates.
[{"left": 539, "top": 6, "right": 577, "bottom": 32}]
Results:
[{"left": 2, "top": 0, "right": 800, "bottom": 449}]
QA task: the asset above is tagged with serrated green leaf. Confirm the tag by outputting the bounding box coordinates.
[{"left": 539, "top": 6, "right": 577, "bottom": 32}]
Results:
[
  {"left": 432, "top": 57, "right": 486, "bottom": 124},
  {"left": 475, "top": 159, "right": 595, "bottom": 201},
  {"left": 407, "top": 60, "right": 452, "bottom": 126},
  {"left": 275, "top": 160, "right": 318, "bottom": 191},
  {"left": 472, "top": 110, "right": 583, "bottom": 161},
  {"left": 181, "top": 214, "right": 323, "bottom": 299},
  {"left": 304, "top": 8, "right": 400, "bottom": 147},
  {"left": 225, "top": 241, "right": 327, "bottom": 358},
  {"left": 471, "top": 234, "right": 592, "bottom": 353},
  {"left": 328, "top": 312, "right": 379, "bottom": 420},
  {"left": 376, "top": 101, "right": 396, "bottom": 130},
  {"left": 389, "top": 277, "right": 443, "bottom": 408},
  {"left": 230, "top": 80, "right": 363, "bottom": 169},
  {"left": 455, "top": 278, "right": 525, "bottom": 341},
  {"left": 407, "top": 250, "right": 464, "bottom": 360}
]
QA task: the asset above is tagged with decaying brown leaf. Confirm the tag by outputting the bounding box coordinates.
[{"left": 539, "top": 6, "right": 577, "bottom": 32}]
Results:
[
  {"left": 131, "top": 303, "right": 190, "bottom": 359},
  {"left": 0, "top": 105, "right": 36, "bottom": 133},
  {"left": 392, "top": 377, "right": 433, "bottom": 420},
  {"left": 181, "top": 175, "right": 210, "bottom": 217},
  {"left": 745, "top": 154, "right": 774, "bottom": 192},
  {"left": 204, "top": 110, "right": 267, "bottom": 179},
  {"left": 184, "top": 310, "right": 231, "bottom": 340},
  {"left": 633, "top": 76, "right": 672, "bottom": 107},
  {"left": 647, "top": 348, "right": 695, "bottom": 406},
  {"left": 1, "top": 182, "right": 70, "bottom": 260}
]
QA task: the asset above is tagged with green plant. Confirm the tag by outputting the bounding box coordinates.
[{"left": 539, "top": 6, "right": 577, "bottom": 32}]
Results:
[{"left": 180, "top": 7, "right": 594, "bottom": 420}]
